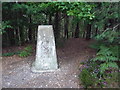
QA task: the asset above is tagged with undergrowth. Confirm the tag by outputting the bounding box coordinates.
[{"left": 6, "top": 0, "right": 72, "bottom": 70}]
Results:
[
  {"left": 79, "top": 28, "right": 119, "bottom": 88},
  {"left": 2, "top": 52, "right": 20, "bottom": 57},
  {"left": 18, "top": 45, "right": 33, "bottom": 57},
  {"left": 2, "top": 45, "right": 33, "bottom": 57}
]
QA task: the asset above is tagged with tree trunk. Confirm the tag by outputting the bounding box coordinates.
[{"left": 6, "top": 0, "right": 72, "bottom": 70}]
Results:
[
  {"left": 64, "top": 13, "right": 69, "bottom": 39},
  {"left": 8, "top": 28, "right": 15, "bottom": 45},
  {"left": 2, "top": 30, "right": 10, "bottom": 47},
  {"left": 95, "top": 27, "right": 98, "bottom": 36},
  {"left": 54, "top": 11, "right": 60, "bottom": 40},
  {"left": 86, "top": 23, "right": 91, "bottom": 40},
  {"left": 19, "top": 27, "right": 25, "bottom": 45},
  {"left": 74, "top": 21, "right": 79, "bottom": 38},
  {"left": 28, "top": 15, "right": 32, "bottom": 42},
  {"left": 15, "top": 28, "right": 19, "bottom": 45},
  {"left": 49, "top": 14, "right": 52, "bottom": 25},
  {"left": 83, "top": 30, "right": 86, "bottom": 38}
]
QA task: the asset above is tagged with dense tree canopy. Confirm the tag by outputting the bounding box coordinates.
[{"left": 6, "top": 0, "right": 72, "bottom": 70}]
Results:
[{"left": 1, "top": 2, "right": 119, "bottom": 46}]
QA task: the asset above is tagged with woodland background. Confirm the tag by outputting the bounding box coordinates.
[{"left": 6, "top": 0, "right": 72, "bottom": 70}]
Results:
[
  {"left": 1, "top": 2, "right": 120, "bottom": 88},
  {"left": 2, "top": 2, "right": 119, "bottom": 47}
]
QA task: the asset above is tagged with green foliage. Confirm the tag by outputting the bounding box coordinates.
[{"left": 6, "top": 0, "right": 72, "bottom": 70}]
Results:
[
  {"left": 2, "top": 52, "right": 20, "bottom": 57},
  {"left": 18, "top": 45, "right": 32, "bottom": 57},
  {"left": 79, "top": 59, "right": 119, "bottom": 88},
  {"left": 86, "top": 24, "right": 119, "bottom": 87},
  {"left": 100, "top": 62, "right": 118, "bottom": 72},
  {"left": 66, "top": 3, "right": 95, "bottom": 20},
  {"left": 92, "top": 45, "right": 119, "bottom": 74},
  {"left": 95, "top": 29, "right": 118, "bottom": 43},
  {"left": 2, "top": 52, "right": 14, "bottom": 57},
  {"left": 2, "top": 46, "right": 32, "bottom": 57},
  {"left": 79, "top": 62, "right": 98, "bottom": 88},
  {"left": 19, "top": 50, "right": 31, "bottom": 57},
  {"left": 36, "top": 2, "right": 95, "bottom": 21},
  {"left": 93, "top": 46, "right": 118, "bottom": 61},
  {"left": 79, "top": 68, "right": 95, "bottom": 88},
  {"left": 80, "top": 62, "right": 86, "bottom": 65},
  {"left": 104, "top": 72, "right": 119, "bottom": 87},
  {"left": 0, "top": 21, "right": 12, "bottom": 34},
  {"left": 87, "top": 28, "right": 119, "bottom": 87},
  {"left": 24, "top": 45, "right": 33, "bottom": 53},
  {"left": 81, "top": 7, "right": 119, "bottom": 86},
  {"left": 89, "top": 41, "right": 105, "bottom": 50},
  {"left": 93, "top": 3, "right": 119, "bottom": 31},
  {"left": 2, "top": 2, "right": 119, "bottom": 46},
  {"left": 91, "top": 19, "right": 119, "bottom": 74}
]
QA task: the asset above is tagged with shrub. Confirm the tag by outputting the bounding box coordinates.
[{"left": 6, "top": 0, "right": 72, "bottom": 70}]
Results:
[
  {"left": 80, "top": 27, "right": 119, "bottom": 88},
  {"left": 79, "top": 59, "right": 119, "bottom": 88},
  {"left": 2, "top": 52, "right": 15, "bottom": 57},
  {"left": 18, "top": 45, "right": 33, "bottom": 57},
  {"left": 18, "top": 50, "right": 31, "bottom": 57},
  {"left": 89, "top": 41, "right": 105, "bottom": 51},
  {"left": 24, "top": 45, "right": 32, "bottom": 53},
  {"left": 79, "top": 68, "right": 95, "bottom": 88},
  {"left": 92, "top": 45, "right": 119, "bottom": 74},
  {"left": 2, "top": 52, "right": 20, "bottom": 57}
]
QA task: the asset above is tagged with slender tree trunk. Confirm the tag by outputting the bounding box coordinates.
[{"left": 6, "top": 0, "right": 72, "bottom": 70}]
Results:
[
  {"left": 49, "top": 14, "right": 52, "bottom": 25},
  {"left": 86, "top": 23, "right": 91, "bottom": 40},
  {"left": 72, "top": 32, "right": 74, "bottom": 38},
  {"left": 28, "top": 15, "right": 32, "bottom": 42},
  {"left": 19, "top": 27, "right": 24, "bottom": 45},
  {"left": 64, "top": 13, "right": 69, "bottom": 39},
  {"left": 15, "top": 28, "right": 19, "bottom": 45},
  {"left": 74, "top": 21, "right": 79, "bottom": 38},
  {"left": 8, "top": 28, "right": 15, "bottom": 45},
  {"left": 3, "top": 30, "right": 10, "bottom": 47},
  {"left": 95, "top": 27, "right": 98, "bottom": 36},
  {"left": 54, "top": 11, "right": 60, "bottom": 40},
  {"left": 32, "top": 26, "right": 36, "bottom": 43},
  {"left": 17, "top": 26, "right": 21, "bottom": 46},
  {"left": 83, "top": 30, "right": 86, "bottom": 38}
]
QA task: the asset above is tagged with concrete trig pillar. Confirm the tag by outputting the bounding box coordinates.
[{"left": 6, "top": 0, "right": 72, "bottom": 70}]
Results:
[{"left": 31, "top": 25, "right": 58, "bottom": 72}]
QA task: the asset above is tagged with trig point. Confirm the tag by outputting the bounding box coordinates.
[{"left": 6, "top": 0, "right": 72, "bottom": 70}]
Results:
[{"left": 31, "top": 25, "right": 58, "bottom": 72}]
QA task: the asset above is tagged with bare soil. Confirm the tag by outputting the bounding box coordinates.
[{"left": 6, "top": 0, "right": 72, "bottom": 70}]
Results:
[{"left": 2, "top": 38, "right": 96, "bottom": 88}]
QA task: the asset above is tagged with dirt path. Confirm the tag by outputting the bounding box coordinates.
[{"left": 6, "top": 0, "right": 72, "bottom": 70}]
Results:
[{"left": 2, "top": 38, "right": 96, "bottom": 88}]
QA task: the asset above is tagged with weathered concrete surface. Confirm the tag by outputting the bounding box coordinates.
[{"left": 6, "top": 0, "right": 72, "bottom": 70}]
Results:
[{"left": 31, "top": 25, "right": 58, "bottom": 72}]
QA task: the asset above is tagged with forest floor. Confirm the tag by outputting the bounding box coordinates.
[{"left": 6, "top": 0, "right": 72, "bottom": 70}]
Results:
[{"left": 2, "top": 38, "right": 96, "bottom": 88}]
